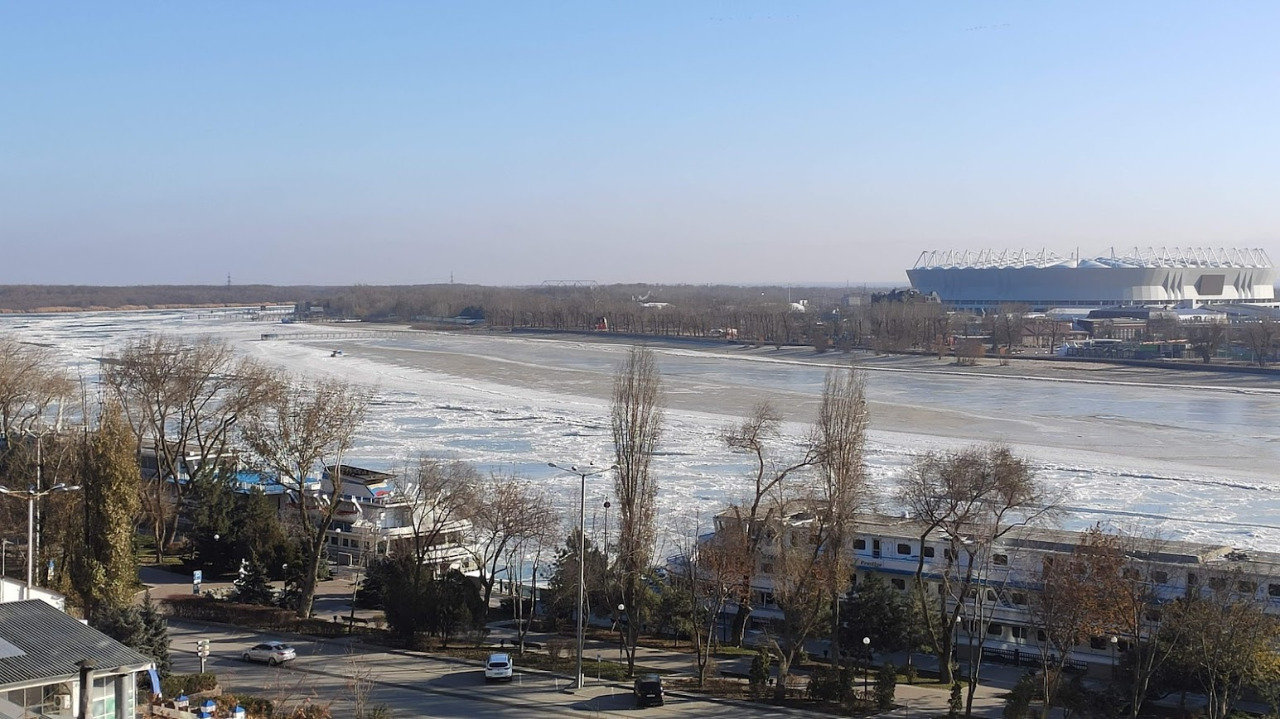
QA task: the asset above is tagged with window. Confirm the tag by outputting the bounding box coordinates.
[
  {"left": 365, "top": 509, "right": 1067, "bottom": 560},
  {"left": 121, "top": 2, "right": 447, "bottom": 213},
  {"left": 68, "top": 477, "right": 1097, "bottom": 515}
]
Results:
[
  {"left": 944, "top": 548, "right": 956, "bottom": 562},
  {"left": 993, "top": 553, "right": 1008, "bottom": 566},
  {"left": 986, "top": 589, "right": 998, "bottom": 602},
  {"left": 1144, "top": 610, "right": 1162, "bottom": 623},
  {"left": 1036, "top": 630, "right": 1047, "bottom": 642},
  {"left": 987, "top": 623, "right": 1004, "bottom": 636},
  {"left": 1152, "top": 571, "right": 1169, "bottom": 584},
  {"left": 854, "top": 539, "right": 866, "bottom": 550},
  {"left": 1088, "top": 637, "right": 1108, "bottom": 650},
  {"left": 1236, "top": 580, "right": 1257, "bottom": 594},
  {"left": 1209, "top": 577, "right": 1227, "bottom": 591},
  {"left": 760, "top": 563, "right": 774, "bottom": 575},
  {"left": 1011, "top": 626, "right": 1029, "bottom": 640},
  {"left": 891, "top": 578, "right": 906, "bottom": 591},
  {"left": 1269, "top": 583, "right": 1280, "bottom": 598},
  {"left": 1186, "top": 572, "right": 1198, "bottom": 586},
  {"left": 966, "top": 587, "right": 979, "bottom": 599},
  {"left": 923, "top": 546, "right": 935, "bottom": 558},
  {"left": 1122, "top": 568, "right": 1140, "bottom": 580},
  {"left": 897, "top": 543, "right": 912, "bottom": 555},
  {"left": 1011, "top": 592, "right": 1027, "bottom": 606}
]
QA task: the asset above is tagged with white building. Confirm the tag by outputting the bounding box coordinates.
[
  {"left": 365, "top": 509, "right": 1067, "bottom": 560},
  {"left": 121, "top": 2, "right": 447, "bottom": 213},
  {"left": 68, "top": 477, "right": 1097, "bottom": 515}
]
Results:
[
  {"left": 907, "top": 247, "right": 1277, "bottom": 312},
  {"left": 710, "top": 509, "right": 1280, "bottom": 667},
  {"left": 321, "top": 465, "right": 474, "bottom": 574}
]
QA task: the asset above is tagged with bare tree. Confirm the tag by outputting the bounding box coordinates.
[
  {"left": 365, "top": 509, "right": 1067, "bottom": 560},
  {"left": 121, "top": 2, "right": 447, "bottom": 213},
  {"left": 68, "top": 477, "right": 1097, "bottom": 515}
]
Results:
[
  {"left": 392, "top": 456, "right": 479, "bottom": 571},
  {"left": 1186, "top": 322, "right": 1226, "bottom": 364},
  {"left": 239, "top": 377, "right": 369, "bottom": 618},
  {"left": 0, "top": 337, "right": 73, "bottom": 441},
  {"left": 1029, "top": 525, "right": 1127, "bottom": 718},
  {"left": 101, "top": 334, "right": 277, "bottom": 561},
  {"left": 1161, "top": 575, "right": 1280, "bottom": 719},
  {"left": 814, "top": 367, "right": 869, "bottom": 664},
  {"left": 765, "top": 494, "right": 833, "bottom": 701},
  {"left": 1099, "top": 528, "right": 1184, "bottom": 719},
  {"left": 898, "top": 445, "right": 1057, "bottom": 691},
  {"left": 468, "top": 473, "right": 559, "bottom": 607},
  {"left": 611, "top": 345, "right": 664, "bottom": 675},
  {"left": 679, "top": 513, "right": 751, "bottom": 687},
  {"left": 1238, "top": 317, "right": 1278, "bottom": 367},
  {"left": 721, "top": 402, "right": 822, "bottom": 645}
]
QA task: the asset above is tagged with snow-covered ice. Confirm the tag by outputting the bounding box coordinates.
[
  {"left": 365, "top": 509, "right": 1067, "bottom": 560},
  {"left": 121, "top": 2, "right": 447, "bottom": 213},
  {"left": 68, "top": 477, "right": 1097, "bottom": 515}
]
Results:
[{"left": 4, "top": 308, "right": 1278, "bottom": 552}]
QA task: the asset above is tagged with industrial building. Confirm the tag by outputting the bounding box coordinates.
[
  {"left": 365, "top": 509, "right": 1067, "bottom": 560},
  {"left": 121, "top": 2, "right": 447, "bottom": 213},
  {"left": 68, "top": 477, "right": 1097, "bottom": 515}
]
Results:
[{"left": 907, "top": 247, "right": 1276, "bottom": 312}]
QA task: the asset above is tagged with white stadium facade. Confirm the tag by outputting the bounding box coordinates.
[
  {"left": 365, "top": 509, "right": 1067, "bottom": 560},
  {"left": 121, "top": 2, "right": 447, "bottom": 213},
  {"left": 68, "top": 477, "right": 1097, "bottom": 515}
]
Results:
[{"left": 906, "top": 247, "right": 1277, "bottom": 312}]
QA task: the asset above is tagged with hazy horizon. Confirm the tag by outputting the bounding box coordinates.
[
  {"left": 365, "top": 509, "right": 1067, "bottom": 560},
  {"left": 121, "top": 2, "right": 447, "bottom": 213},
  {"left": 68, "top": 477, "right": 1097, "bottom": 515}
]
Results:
[{"left": 4, "top": 3, "right": 1279, "bottom": 286}]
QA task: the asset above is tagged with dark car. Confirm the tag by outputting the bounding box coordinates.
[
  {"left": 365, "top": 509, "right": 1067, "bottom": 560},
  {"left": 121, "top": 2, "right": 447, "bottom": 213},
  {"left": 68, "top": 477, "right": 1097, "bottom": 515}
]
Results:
[{"left": 633, "top": 674, "right": 664, "bottom": 707}]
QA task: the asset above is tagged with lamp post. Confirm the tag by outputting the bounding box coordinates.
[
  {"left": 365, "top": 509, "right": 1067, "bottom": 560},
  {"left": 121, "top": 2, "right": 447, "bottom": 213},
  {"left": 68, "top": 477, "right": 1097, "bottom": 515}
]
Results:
[
  {"left": 617, "top": 603, "right": 626, "bottom": 663},
  {"left": 548, "top": 462, "right": 617, "bottom": 690},
  {"left": 1109, "top": 635, "right": 1118, "bottom": 679},
  {"left": 0, "top": 483, "right": 81, "bottom": 599},
  {"left": 862, "top": 636, "right": 871, "bottom": 698}
]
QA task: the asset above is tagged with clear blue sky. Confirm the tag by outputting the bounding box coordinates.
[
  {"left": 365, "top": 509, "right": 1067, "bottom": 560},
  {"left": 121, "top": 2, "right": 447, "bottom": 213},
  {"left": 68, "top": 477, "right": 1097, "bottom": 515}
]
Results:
[{"left": 3, "top": 2, "right": 1279, "bottom": 286}]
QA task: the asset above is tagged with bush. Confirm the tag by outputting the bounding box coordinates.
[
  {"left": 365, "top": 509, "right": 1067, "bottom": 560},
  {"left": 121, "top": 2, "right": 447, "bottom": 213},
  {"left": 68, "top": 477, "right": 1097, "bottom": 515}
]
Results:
[
  {"left": 215, "top": 695, "right": 274, "bottom": 718},
  {"left": 161, "top": 673, "right": 218, "bottom": 697},
  {"left": 875, "top": 662, "right": 897, "bottom": 711},
  {"left": 749, "top": 648, "right": 771, "bottom": 699},
  {"left": 546, "top": 637, "right": 574, "bottom": 660},
  {"left": 805, "top": 667, "right": 847, "bottom": 702},
  {"left": 1003, "top": 673, "right": 1037, "bottom": 719}
]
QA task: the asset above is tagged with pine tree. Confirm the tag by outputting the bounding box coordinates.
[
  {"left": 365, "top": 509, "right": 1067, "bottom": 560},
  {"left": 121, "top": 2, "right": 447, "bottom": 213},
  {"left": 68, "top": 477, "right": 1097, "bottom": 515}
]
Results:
[
  {"left": 234, "top": 553, "right": 275, "bottom": 606},
  {"left": 137, "top": 591, "right": 172, "bottom": 676},
  {"left": 76, "top": 403, "right": 142, "bottom": 613}
]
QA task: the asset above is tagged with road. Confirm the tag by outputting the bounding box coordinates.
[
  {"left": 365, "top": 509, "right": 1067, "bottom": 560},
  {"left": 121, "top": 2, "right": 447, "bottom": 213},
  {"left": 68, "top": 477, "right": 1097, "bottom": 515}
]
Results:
[{"left": 167, "top": 621, "right": 825, "bottom": 718}]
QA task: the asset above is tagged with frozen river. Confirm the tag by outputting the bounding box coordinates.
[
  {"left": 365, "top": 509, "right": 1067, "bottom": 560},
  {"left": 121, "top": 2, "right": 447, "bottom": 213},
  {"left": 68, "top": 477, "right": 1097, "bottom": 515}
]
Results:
[{"left": 4, "top": 308, "right": 1278, "bottom": 551}]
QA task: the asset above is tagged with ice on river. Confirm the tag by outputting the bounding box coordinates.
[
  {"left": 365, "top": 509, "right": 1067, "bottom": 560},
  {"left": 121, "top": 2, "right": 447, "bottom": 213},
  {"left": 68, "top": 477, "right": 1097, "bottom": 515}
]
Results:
[{"left": 5, "top": 308, "right": 1278, "bottom": 552}]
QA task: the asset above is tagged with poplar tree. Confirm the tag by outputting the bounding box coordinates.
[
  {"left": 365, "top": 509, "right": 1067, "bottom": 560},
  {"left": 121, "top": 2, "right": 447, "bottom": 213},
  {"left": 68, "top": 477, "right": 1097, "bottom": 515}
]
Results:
[
  {"left": 611, "top": 346, "right": 664, "bottom": 675},
  {"left": 77, "top": 402, "right": 142, "bottom": 614}
]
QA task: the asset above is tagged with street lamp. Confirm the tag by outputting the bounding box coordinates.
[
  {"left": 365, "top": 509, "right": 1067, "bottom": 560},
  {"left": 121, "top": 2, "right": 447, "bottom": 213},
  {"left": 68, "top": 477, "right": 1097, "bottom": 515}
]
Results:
[
  {"left": 0, "top": 483, "right": 82, "bottom": 598},
  {"left": 548, "top": 462, "right": 617, "bottom": 690},
  {"left": 862, "top": 636, "right": 871, "bottom": 698},
  {"left": 617, "top": 603, "right": 626, "bottom": 664},
  {"left": 1109, "top": 635, "right": 1119, "bottom": 679}
]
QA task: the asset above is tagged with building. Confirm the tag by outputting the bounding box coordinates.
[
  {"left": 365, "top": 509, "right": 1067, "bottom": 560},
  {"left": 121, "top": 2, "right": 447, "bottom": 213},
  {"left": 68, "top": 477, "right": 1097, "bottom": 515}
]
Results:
[
  {"left": 321, "top": 465, "right": 474, "bottom": 574},
  {"left": 707, "top": 508, "right": 1280, "bottom": 668},
  {"left": 0, "top": 577, "right": 65, "bottom": 609},
  {"left": 907, "top": 247, "right": 1276, "bottom": 313},
  {"left": 0, "top": 600, "right": 155, "bottom": 719}
]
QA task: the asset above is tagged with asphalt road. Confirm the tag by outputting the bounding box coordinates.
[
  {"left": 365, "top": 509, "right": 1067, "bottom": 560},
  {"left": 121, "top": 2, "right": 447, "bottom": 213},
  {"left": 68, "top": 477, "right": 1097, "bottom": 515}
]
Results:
[{"left": 167, "top": 621, "right": 824, "bottom": 718}]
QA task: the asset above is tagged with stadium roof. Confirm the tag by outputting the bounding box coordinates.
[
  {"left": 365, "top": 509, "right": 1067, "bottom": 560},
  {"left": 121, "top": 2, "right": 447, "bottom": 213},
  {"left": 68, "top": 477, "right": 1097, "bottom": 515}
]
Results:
[{"left": 913, "top": 247, "right": 1273, "bottom": 271}]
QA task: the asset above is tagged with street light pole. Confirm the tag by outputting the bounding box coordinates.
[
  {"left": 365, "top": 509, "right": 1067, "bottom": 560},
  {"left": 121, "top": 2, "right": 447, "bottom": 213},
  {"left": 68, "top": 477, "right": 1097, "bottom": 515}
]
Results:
[
  {"left": 0, "top": 483, "right": 82, "bottom": 599},
  {"left": 548, "top": 462, "right": 616, "bottom": 690},
  {"left": 862, "top": 636, "right": 871, "bottom": 698}
]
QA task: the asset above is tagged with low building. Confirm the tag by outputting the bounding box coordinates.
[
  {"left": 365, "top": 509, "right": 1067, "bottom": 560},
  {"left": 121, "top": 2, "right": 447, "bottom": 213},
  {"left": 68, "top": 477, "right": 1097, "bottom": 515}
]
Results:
[
  {"left": 321, "top": 465, "right": 474, "bottom": 574},
  {"left": 0, "top": 600, "right": 154, "bottom": 719},
  {"left": 0, "top": 577, "right": 65, "bottom": 610},
  {"left": 707, "top": 508, "right": 1280, "bottom": 667}
]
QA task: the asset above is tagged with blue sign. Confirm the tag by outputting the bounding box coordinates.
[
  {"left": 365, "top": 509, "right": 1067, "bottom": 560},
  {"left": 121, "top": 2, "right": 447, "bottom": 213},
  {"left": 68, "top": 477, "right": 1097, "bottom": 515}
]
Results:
[{"left": 193, "top": 570, "right": 203, "bottom": 583}]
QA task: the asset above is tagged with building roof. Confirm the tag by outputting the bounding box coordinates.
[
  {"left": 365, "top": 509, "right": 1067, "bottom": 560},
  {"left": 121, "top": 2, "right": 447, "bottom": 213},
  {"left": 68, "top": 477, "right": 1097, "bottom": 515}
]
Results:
[{"left": 0, "top": 600, "right": 154, "bottom": 690}]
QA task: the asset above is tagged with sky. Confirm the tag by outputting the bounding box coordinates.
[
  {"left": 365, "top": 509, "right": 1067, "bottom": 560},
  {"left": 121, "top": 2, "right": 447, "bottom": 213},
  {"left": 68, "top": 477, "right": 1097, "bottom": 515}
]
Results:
[{"left": 3, "top": 2, "right": 1280, "bottom": 287}]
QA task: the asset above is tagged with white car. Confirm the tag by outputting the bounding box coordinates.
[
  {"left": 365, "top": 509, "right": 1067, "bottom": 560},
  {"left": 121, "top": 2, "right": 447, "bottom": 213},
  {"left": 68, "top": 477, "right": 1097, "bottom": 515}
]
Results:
[
  {"left": 484, "top": 653, "right": 513, "bottom": 682},
  {"left": 242, "top": 641, "right": 297, "bottom": 666}
]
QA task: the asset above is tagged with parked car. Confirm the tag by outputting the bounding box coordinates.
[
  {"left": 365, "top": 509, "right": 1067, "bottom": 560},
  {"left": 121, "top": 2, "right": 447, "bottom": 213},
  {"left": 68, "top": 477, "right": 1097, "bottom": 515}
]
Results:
[
  {"left": 241, "top": 641, "right": 296, "bottom": 666},
  {"left": 485, "top": 653, "right": 513, "bottom": 682},
  {"left": 633, "top": 674, "right": 664, "bottom": 707}
]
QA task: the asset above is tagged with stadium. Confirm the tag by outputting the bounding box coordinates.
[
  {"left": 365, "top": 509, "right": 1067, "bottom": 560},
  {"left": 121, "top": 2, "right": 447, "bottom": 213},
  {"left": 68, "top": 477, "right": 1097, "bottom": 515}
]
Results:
[{"left": 906, "top": 247, "right": 1277, "bottom": 312}]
